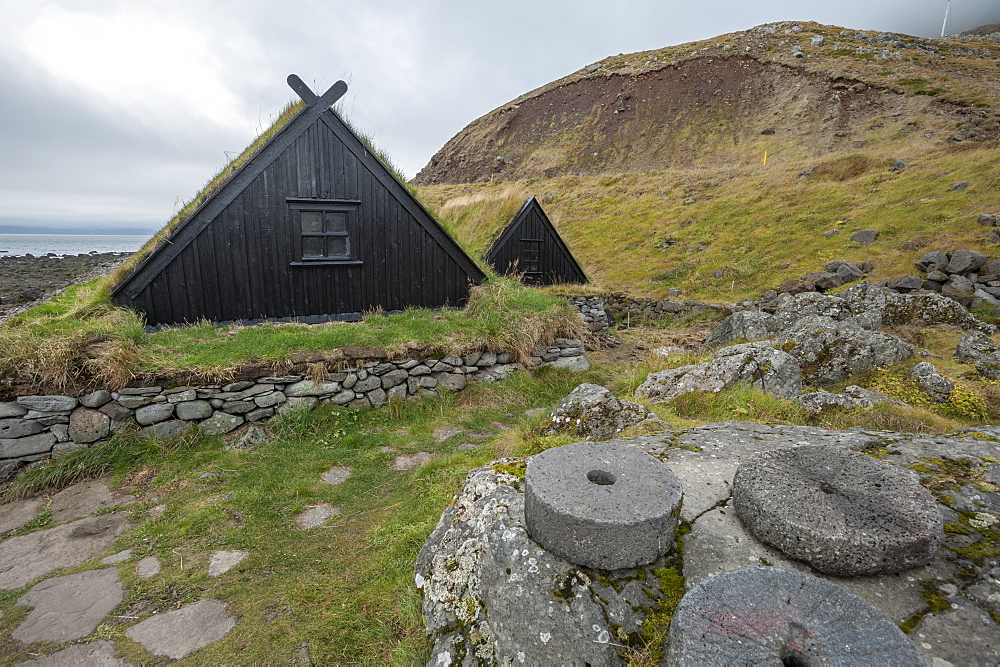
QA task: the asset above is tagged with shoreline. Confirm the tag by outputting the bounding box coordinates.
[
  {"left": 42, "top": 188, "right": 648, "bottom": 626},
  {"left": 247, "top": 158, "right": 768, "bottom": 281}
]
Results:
[{"left": 0, "top": 252, "right": 132, "bottom": 319}]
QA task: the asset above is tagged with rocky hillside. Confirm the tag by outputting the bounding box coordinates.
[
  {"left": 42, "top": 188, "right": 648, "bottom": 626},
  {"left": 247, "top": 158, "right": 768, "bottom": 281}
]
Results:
[{"left": 415, "top": 21, "right": 1000, "bottom": 185}]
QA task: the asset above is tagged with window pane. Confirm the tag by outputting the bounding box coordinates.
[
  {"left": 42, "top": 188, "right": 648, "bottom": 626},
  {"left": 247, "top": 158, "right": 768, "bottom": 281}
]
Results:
[
  {"left": 328, "top": 237, "right": 348, "bottom": 257},
  {"left": 301, "top": 211, "right": 323, "bottom": 233},
  {"left": 325, "top": 211, "right": 348, "bottom": 233},
  {"left": 302, "top": 236, "right": 324, "bottom": 257}
]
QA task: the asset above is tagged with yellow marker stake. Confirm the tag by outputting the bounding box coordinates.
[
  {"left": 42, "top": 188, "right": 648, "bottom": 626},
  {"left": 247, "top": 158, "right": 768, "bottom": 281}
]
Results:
[{"left": 763, "top": 150, "right": 768, "bottom": 167}]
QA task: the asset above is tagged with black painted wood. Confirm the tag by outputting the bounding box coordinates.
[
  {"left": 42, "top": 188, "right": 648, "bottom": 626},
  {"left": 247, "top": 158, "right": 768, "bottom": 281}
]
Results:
[
  {"left": 484, "top": 197, "right": 588, "bottom": 286},
  {"left": 111, "top": 75, "right": 485, "bottom": 326}
]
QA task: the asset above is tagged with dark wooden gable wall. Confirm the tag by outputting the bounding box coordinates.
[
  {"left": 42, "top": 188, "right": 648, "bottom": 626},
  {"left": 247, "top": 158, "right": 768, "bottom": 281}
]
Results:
[
  {"left": 484, "top": 197, "right": 587, "bottom": 285},
  {"left": 111, "top": 77, "right": 485, "bottom": 326}
]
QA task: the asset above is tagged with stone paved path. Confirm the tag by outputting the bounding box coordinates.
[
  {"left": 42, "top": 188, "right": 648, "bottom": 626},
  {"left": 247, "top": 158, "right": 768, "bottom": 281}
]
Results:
[{"left": 0, "top": 479, "right": 242, "bottom": 663}]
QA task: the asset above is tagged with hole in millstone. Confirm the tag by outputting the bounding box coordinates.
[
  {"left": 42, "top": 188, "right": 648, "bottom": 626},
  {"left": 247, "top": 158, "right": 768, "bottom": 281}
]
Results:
[
  {"left": 781, "top": 649, "right": 809, "bottom": 667},
  {"left": 818, "top": 480, "right": 836, "bottom": 494},
  {"left": 587, "top": 470, "right": 616, "bottom": 486}
]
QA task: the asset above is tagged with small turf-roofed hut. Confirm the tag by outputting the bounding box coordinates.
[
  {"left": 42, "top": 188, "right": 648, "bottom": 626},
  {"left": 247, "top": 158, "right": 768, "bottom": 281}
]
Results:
[
  {"left": 112, "top": 75, "right": 485, "bottom": 326},
  {"left": 484, "top": 197, "right": 587, "bottom": 285}
]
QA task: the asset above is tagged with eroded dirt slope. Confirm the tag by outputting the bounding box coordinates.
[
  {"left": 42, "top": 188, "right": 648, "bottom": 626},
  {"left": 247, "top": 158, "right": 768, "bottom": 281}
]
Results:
[{"left": 415, "top": 22, "right": 1000, "bottom": 185}]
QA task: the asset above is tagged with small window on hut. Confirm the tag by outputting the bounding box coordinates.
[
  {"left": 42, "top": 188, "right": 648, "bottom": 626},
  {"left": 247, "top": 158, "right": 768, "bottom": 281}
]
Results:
[
  {"left": 520, "top": 239, "right": 542, "bottom": 275},
  {"left": 288, "top": 199, "right": 362, "bottom": 265}
]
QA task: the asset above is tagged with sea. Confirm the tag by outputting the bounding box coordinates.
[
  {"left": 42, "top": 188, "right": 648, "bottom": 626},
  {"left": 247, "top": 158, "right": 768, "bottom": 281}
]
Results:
[{"left": 0, "top": 234, "right": 150, "bottom": 257}]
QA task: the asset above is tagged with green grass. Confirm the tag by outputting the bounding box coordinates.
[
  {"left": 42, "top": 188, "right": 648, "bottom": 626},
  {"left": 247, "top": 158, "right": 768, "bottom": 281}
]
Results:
[
  {"left": 0, "top": 368, "right": 589, "bottom": 664},
  {"left": 421, "top": 142, "right": 1000, "bottom": 302},
  {"left": 0, "top": 277, "right": 582, "bottom": 392}
]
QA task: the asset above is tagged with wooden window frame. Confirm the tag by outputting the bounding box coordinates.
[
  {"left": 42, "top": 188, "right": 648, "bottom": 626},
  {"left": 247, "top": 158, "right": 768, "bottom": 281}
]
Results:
[
  {"left": 519, "top": 238, "right": 542, "bottom": 276},
  {"left": 287, "top": 198, "right": 364, "bottom": 266}
]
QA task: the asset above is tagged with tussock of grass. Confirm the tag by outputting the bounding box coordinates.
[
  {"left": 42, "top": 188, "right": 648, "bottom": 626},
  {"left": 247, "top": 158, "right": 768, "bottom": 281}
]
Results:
[{"left": 0, "top": 278, "right": 581, "bottom": 391}]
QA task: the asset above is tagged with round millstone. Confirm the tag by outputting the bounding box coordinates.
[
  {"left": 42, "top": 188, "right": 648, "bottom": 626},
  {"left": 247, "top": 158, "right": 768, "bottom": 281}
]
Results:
[
  {"left": 524, "top": 442, "right": 682, "bottom": 570},
  {"left": 733, "top": 445, "right": 943, "bottom": 576},
  {"left": 666, "top": 567, "right": 924, "bottom": 666}
]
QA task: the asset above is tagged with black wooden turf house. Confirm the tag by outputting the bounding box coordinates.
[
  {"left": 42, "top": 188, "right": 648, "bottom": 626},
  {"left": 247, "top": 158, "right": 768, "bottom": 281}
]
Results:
[
  {"left": 484, "top": 197, "right": 587, "bottom": 285},
  {"left": 111, "top": 75, "right": 485, "bottom": 326}
]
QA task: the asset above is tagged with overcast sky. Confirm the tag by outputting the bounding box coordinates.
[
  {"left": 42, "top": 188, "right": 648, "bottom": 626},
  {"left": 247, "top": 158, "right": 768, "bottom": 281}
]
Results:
[{"left": 0, "top": 1, "right": 996, "bottom": 233}]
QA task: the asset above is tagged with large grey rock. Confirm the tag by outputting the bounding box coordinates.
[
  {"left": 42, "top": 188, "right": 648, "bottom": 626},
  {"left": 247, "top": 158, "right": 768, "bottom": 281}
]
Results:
[
  {"left": 0, "top": 497, "right": 44, "bottom": 533},
  {"left": 956, "top": 331, "right": 999, "bottom": 364},
  {"left": 416, "top": 461, "right": 674, "bottom": 666},
  {"left": 50, "top": 480, "right": 135, "bottom": 523},
  {"left": 795, "top": 385, "right": 898, "bottom": 415},
  {"left": 78, "top": 390, "right": 113, "bottom": 409},
  {"left": 537, "top": 383, "right": 669, "bottom": 440},
  {"left": 68, "top": 407, "right": 111, "bottom": 443},
  {"left": 841, "top": 281, "right": 994, "bottom": 332},
  {"left": 917, "top": 250, "right": 949, "bottom": 272},
  {"left": 907, "top": 361, "right": 954, "bottom": 402},
  {"left": 0, "top": 401, "right": 28, "bottom": 418},
  {"left": 13, "top": 568, "right": 123, "bottom": 643},
  {"left": 666, "top": 567, "right": 923, "bottom": 666},
  {"left": 199, "top": 411, "right": 243, "bottom": 435},
  {"left": 544, "top": 355, "right": 591, "bottom": 372},
  {"left": 175, "top": 399, "right": 213, "bottom": 420},
  {"left": 0, "top": 418, "right": 44, "bottom": 439},
  {"left": 16, "top": 396, "right": 78, "bottom": 412},
  {"left": 777, "top": 315, "right": 913, "bottom": 385},
  {"left": 0, "top": 432, "right": 56, "bottom": 459},
  {"left": 704, "top": 310, "right": 780, "bottom": 348},
  {"left": 946, "top": 248, "right": 989, "bottom": 275},
  {"left": 14, "top": 639, "right": 129, "bottom": 665},
  {"left": 773, "top": 290, "right": 852, "bottom": 327},
  {"left": 284, "top": 380, "right": 340, "bottom": 397},
  {"left": 942, "top": 274, "right": 976, "bottom": 299},
  {"left": 636, "top": 342, "right": 801, "bottom": 403},
  {"left": 134, "top": 403, "right": 174, "bottom": 426},
  {"left": 850, "top": 229, "right": 880, "bottom": 245},
  {"left": 524, "top": 442, "right": 682, "bottom": 570},
  {"left": 380, "top": 369, "right": 408, "bottom": 389},
  {"left": 143, "top": 419, "right": 193, "bottom": 440},
  {"left": 976, "top": 350, "right": 1000, "bottom": 381},
  {"left": 733, "top": 445, "right": 942, "bottom": 576},
  {"left": 125, "top": 600, "right": 236, "bottom": 660},
  {"left": 0, "top": 514, "right": 129, "bottom": 590}
]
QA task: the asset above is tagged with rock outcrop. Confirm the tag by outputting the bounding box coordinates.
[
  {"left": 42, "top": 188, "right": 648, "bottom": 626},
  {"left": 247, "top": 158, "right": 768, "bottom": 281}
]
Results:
[
  {"left": 635, "top": 342, "right": 801, "bottom": 402},
  {"left": 536, "top": 383, "right": 669, "bottom": 440}
]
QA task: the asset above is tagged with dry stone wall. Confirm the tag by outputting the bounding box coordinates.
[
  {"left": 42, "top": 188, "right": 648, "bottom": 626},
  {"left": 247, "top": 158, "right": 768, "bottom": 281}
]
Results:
[{"left": 0, "top": 339, "right": 587, "bottom": 480}]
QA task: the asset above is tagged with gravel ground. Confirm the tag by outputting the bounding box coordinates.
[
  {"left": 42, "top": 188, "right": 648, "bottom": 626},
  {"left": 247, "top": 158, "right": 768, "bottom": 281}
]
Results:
[{"left": 0, "top": 253, "right": 132, "bottom": 321}]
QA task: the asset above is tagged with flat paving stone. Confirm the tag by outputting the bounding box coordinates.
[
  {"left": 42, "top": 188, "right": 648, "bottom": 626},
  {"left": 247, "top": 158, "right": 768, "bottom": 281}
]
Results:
[
  {"left": 135, "top": 556, "right": 160, "bottom": 579},
  {"left": 733, "top": 445, "right": 943, "bottom": 576},
  {"left": 0, "top": 497, "right": 44, "bottom": 533},
  {"left": 208, "top": 550, "right": 248, "bottom": 577},
  {"left": 320, "top": 466, "right": 351, "bottom": 485},
  {"left": 295, "top": 503, "right": 340, "bottom": 529},
  {"left": 432, "top": 427, "right": 462, "bottom": 442},
  {"left": 0, "top": 514, "right": 129, "bottom": 590},
  {"left": 49, "top": 480, "right": 136, "bottom": 523},
  {"left": 14, "top": 568, "right": 123, "bottom": 643},
  {"left": 101, "top": 549, "right": 133, "bottom": 565},
  {"left": 666, "top": 567, "right": 923, "bottom": 665},
  {"left": 391, "top": 452, "right": 432, "bottom": 471},
  {"left": 14, "top": 639, "right": 130, "bottom": 665},
  {"left": 125, "top": 599, "right": 236, "bottom": 660}
]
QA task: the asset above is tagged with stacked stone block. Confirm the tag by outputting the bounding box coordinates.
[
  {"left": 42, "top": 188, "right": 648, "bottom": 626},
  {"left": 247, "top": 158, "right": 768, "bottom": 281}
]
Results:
[{"left": 0, "top": 340, "right": 587, "bottom": 480}]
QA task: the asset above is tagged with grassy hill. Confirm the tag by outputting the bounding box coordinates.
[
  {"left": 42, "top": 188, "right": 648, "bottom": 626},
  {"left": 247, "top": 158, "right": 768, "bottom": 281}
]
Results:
[{"left": 415, "top": 21, "right": 1000, "bottom": 301}]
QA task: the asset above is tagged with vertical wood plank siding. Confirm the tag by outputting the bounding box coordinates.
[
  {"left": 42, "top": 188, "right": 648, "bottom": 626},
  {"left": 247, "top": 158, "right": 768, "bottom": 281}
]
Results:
[
  {"left": 112, "top": 105, "right": 484, "bottom": 326},
  {"left": 484, "top": 197, "right": 588, "bottom": 286}
]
